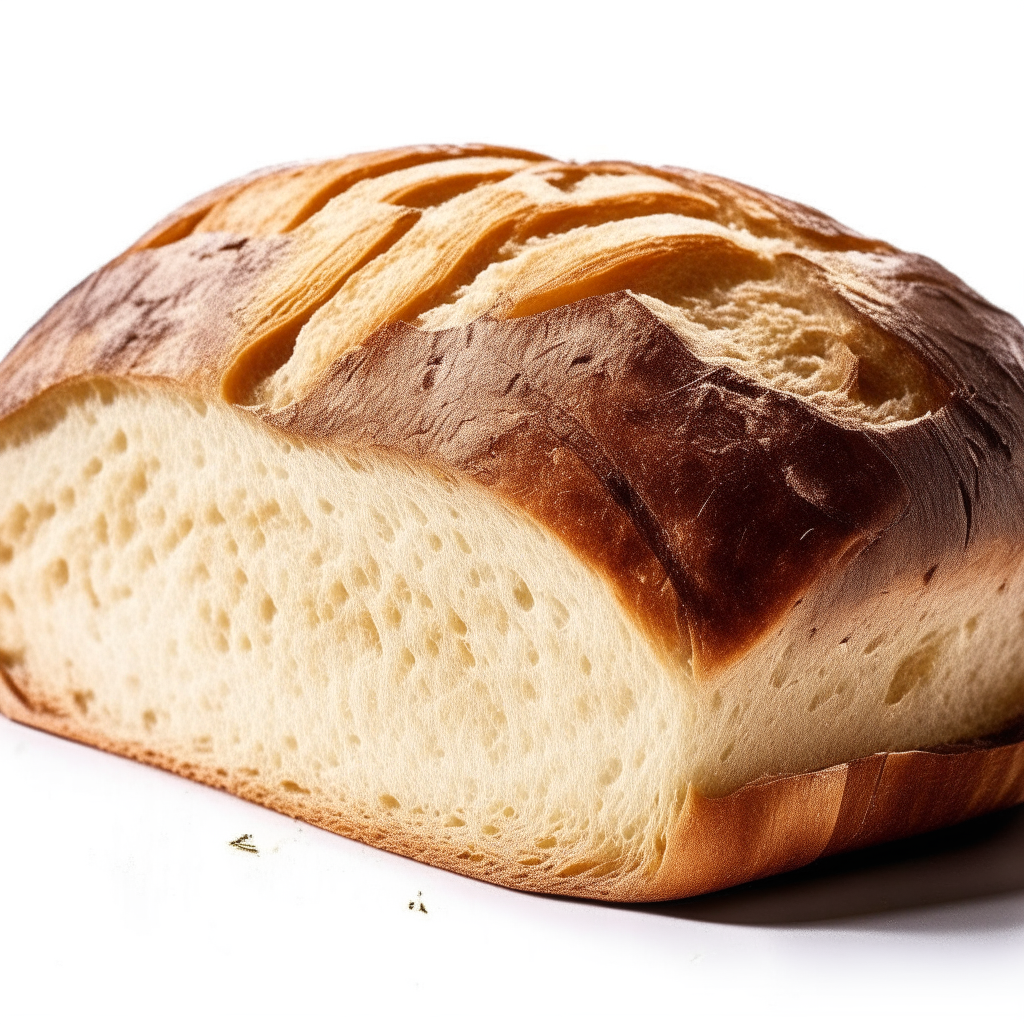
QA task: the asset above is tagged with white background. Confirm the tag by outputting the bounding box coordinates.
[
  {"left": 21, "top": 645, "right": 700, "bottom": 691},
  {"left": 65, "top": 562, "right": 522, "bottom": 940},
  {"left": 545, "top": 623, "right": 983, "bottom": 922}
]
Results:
[{"left": 2, "top": 1, "right": 1023, "bottom": 1020}]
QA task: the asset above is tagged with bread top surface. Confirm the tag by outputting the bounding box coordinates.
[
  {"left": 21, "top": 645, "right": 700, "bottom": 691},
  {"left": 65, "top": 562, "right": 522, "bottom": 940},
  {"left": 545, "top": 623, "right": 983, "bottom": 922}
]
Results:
[{"left": 3, "top": 144, "right": 1024, "bottom": 679}]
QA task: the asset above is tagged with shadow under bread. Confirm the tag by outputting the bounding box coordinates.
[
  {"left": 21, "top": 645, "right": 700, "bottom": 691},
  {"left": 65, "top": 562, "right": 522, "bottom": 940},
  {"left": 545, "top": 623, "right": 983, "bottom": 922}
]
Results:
[{"left": 549, "top": 803, "right": 1024, "bottom": 927}]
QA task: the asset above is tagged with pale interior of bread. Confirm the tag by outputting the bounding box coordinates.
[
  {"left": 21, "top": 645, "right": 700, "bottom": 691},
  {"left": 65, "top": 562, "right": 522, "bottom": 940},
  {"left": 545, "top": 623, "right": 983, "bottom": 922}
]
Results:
[
  {"left": 0, "top": 380, "right": 690, "bottom": 880},
  {"left": 3, "top": 377, "right": 1024, "bottom": 886}
]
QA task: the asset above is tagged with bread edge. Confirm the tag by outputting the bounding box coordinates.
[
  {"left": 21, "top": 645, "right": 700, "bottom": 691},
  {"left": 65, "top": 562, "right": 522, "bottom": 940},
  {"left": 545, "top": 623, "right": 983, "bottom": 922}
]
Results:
[{"left": 4, "top": 660, "right": 1021, "bottom": 903}]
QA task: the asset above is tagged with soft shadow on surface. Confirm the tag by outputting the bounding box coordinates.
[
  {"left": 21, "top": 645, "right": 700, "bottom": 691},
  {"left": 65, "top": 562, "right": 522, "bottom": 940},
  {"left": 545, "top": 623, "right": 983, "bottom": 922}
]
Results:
[{"left": 611, "top": 804, "right": 1024, "bottom": 926}]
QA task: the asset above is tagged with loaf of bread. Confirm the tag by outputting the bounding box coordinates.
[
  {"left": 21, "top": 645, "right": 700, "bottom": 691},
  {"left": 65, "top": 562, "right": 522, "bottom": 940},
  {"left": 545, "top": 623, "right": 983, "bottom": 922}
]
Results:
[{"left": 2, "top": 144, "right": 1023, "bottom": 901}]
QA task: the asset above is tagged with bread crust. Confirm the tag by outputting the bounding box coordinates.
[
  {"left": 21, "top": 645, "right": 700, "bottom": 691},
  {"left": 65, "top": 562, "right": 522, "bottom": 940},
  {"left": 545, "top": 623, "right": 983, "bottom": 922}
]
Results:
[{"left": 3, "top": 145, "right": 1024, "bottom": 899}]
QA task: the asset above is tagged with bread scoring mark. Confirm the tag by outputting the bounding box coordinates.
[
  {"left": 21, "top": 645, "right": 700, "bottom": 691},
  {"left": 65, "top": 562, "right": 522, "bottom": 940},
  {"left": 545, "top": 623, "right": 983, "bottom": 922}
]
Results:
[
  {"left": 14, "top": 147, "right": 955, "bottom": 439},
  {"left": 222, "top": 210, "right": 422, "bottom": 407},
  {"left": 126, "top": 161, "right": 314, "bottom": 251},
  {"left": 222, "top": 156, "right": 546, "bottom": 404},
  {"left": 250, "top": 171, "right": 706, "bottom": 408},
  {"left": 181, "top": 151, "right": 950, "bottom": 425},
  {"left": 191, "top": 145, "right": 549, "bottom": 237}
]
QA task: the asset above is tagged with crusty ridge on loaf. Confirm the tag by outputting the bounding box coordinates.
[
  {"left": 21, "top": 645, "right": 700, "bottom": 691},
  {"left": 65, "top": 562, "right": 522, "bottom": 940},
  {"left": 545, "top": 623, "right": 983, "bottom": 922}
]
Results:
[{"left": 2, "top": 145, "right": 1024, "bottom": 900}]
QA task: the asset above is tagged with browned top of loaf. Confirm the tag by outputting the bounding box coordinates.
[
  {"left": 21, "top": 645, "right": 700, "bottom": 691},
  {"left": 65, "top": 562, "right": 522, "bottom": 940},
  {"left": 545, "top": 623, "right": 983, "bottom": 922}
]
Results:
[{"left": 3, "top": 144, "right": 1024, "bottom": 671}]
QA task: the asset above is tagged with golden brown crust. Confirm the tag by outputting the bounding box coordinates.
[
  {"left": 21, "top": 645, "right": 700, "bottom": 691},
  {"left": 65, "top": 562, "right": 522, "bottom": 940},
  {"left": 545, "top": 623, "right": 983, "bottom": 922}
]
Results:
[
  {"left": 277, "top": 294, "right": 909, "bottom": 669},
  {"left": 0, "top": 232, "right": 287, "bottom": 413},
  {"left": 128, "top": 145, "right": 551, "bottom": 251},
  {"left": 647, "top": 730, "right": 1024, "bottom": 900},
  {"left": 4, "top": 145, "right": 1024, "bottom": 899},
  {"left": 125, "top": 162, "right": 302, "bottom": 252}
]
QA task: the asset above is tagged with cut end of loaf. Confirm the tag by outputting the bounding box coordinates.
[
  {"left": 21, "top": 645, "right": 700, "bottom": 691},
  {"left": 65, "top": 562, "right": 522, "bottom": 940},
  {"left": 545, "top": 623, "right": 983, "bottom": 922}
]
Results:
[
  {"left": 2, "top": 376, "right": 1023, "bottom": 896},
  {"left": 0, "top": 378, "right": 694, "bottom": 891}
]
